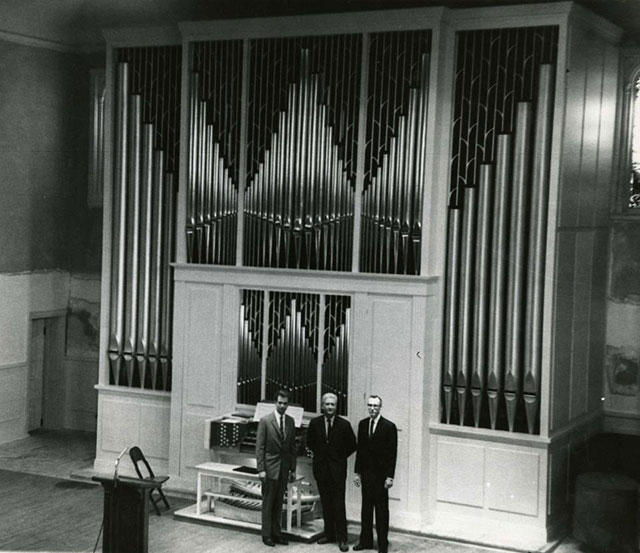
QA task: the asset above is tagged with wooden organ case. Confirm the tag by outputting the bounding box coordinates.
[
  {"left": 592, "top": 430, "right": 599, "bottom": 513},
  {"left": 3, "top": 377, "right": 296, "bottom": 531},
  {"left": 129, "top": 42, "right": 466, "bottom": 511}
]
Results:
[{"left": 95, "top": 3, "right": 622, "bottom": 549}]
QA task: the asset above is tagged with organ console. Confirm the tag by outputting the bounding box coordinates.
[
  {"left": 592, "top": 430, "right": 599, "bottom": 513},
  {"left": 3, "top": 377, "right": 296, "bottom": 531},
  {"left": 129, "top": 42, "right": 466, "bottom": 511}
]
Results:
[{"left": 175, "top": 402, "right": 321, "bottom": 540}]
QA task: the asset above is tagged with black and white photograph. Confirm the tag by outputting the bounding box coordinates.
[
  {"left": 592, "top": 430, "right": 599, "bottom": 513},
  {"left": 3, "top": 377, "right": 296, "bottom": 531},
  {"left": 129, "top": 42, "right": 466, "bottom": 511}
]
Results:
[{"left": 0, "top": 1, "right": 638, "bottom": 552}]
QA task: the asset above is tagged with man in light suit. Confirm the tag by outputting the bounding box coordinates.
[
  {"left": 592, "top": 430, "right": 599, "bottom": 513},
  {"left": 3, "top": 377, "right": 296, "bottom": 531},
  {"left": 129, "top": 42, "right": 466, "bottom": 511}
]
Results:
[
  {"left": 256, "top": 389, "right": 297, "bottom": 547},
  {"left": 353, "top": 395, "right": 397, "bottom": 553},
  {"left": 307, "top": 393, "right": 357, "bottom": 552}
]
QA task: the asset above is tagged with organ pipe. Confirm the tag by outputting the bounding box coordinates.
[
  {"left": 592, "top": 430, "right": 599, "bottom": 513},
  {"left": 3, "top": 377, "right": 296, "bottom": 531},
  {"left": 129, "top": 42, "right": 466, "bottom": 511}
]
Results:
[
  {"left": 109, "top": 62, "right": 129, "bottom": 386},
  {"left": 505, "top": 102, "right": 532, "bottom": 431},
  {"left": 443, "top": 208, "right": 461, "bottom": 424},
  {"left": 457, "top": 186, "right": 477, "bottom": 425},
  {"left": 487, "top": 135, "right": 511, "bottom": 429},
  {"left": 524, "top": 64, "right": 554, "bottom": 433},
  {"left": 472, "top": 164, "right": 493, "bottom": 427}
]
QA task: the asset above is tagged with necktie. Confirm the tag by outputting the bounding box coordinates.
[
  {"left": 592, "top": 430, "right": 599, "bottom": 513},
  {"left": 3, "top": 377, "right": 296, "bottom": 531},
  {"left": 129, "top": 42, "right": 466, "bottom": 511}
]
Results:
[
  {"left": 369, "top": 419, "right": 374, "bottom": 438},
  {"left": 327, "top": 418, "right": 332, "bottom": 441},
  {"left": 280, "top": 415, "right": 284, "bottom": 437}
]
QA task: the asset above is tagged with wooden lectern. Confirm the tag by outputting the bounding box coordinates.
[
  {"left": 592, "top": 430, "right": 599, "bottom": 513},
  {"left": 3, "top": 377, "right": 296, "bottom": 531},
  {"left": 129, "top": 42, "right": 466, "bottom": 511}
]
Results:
[{"left": 92, "top": 475, "right": 160, "bottom": 553}]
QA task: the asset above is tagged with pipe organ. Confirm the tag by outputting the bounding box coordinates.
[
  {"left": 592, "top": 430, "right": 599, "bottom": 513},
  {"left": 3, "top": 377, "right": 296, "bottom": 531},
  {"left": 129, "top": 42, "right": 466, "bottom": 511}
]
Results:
[
  {"left": 98, "top": 6, "right": 620, "bottom": 546},
  {"left": 443, "top": 27, "right": 558, "bottom": 434},
  {"left": 107, "top": 46, "right": 181, "bottom": 392}
]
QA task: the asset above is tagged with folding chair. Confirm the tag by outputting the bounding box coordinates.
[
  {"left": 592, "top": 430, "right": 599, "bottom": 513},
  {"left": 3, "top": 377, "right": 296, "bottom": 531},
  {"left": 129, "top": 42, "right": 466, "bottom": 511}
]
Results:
[{"left": 129, "top": 446, "right": 171, "bottom": 515}]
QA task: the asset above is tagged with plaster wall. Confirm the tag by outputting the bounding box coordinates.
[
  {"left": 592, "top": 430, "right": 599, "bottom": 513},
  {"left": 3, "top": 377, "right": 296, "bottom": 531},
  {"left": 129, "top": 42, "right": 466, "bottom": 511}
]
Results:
[{"left": 0, "top": 39, "right": 89, "bottom": 273}]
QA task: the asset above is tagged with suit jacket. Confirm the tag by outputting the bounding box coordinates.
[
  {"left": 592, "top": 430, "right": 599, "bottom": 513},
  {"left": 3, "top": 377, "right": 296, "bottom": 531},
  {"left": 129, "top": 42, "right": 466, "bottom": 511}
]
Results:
[
  {"left": 256, "top": 411, "right": 297, "bottom": 480},
  {"left": 354, "top": 416, "right": 397, "bottom": 480},
  {"left": 307, "top": 415, "right": 357, "bottom": 482}
]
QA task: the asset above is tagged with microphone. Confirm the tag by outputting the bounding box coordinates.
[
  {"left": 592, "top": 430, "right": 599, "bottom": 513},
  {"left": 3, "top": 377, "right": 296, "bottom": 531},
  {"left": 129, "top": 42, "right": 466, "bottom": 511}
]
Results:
[{"left": 113, "top": 447, "right": 129, "bottom": 487}]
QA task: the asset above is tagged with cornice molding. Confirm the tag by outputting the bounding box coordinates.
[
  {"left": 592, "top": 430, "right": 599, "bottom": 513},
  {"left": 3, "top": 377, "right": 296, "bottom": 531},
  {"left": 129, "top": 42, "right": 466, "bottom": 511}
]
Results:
[
  {"left": 0, "top": 28, "right": 77, "bottom": 53},
  {"left": 0, "top": 27, "right": 105, "bottom": 55}
]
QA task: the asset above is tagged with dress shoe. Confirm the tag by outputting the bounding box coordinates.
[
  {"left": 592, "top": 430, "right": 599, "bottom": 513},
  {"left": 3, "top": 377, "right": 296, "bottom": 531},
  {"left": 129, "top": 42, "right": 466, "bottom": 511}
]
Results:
[
  {"left": 263, "top": 537, "right": 275, "bottom": 547},
  {"left": 339, "top": 542, "right": 349, "bottom": 552},
  {"left": 317, "top": 537, "right": 335, "bottom": 545},
  {"left": 274, "top": 537, "right": 289, "bottom": 545},
  {"left": 352, "top": 544, "right": 372, "bottom": 551}
]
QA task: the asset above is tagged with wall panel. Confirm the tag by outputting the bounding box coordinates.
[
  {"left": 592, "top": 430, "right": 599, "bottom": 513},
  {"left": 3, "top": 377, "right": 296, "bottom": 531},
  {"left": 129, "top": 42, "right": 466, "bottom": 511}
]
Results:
[
  {"left": 569, "top": 231, "right": 594, "bottom": 419},
  {"left": 595, "top": 41, "right": 619, "bottom": 224},
  {"left": 436, "top": 440, "right": 484, "bottom": 507},
  {"left": 551, "top": 232, "right": 575, "bottom": 430},
  {"left": 100, "top": 397, "right": 140, "bottom": 451},
  {"left": 185, "top": 285, "right": 222, "bottom": 408},
  {"left": 559, "top": 25, "right": 588, "bottom": 228},
  {"left": 577, "top": 35, "right": 605, "bottom": 227},
  {"left": 370, "top": 296, "right": 412, "bottom": 505},
  {"left": 588, "top": 230, "right": 607, "bottom": 412},
  {"left": 94, "top": 389, "right": 171, "bottom": 475},
  {"left": 64, "top": 358, "right": 98, "bottom": 431},
  {"left": 485, "top": 447, "right": 539, "bottom": 516}
]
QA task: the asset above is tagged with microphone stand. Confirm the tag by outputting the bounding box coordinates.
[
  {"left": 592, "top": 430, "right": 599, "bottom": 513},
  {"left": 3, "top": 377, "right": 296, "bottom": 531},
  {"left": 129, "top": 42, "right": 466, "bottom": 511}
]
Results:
[{"left": 113, "top": 447, "right": 129, "bottom": 487}]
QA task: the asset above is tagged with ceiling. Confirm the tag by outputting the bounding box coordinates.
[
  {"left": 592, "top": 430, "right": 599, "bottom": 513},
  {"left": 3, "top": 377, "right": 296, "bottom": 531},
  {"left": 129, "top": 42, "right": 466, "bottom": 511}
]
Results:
[{"left": 0, "top": 0, "right": 637, "bottom": 48}]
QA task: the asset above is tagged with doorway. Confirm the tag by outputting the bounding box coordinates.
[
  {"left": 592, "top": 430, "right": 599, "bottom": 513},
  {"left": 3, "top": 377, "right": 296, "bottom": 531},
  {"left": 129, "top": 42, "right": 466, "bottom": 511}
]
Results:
[{"left": 28, "top": 314, "right": 65, "bottom": 432}]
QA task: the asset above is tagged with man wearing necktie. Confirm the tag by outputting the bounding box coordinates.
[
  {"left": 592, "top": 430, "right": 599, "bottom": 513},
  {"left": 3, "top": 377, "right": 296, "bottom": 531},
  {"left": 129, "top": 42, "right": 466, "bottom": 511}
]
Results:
[
  {"left": 307, "top": 393, "right": 357, "bottom": 551},
  {"left": 353, "top": 395, "right": 397, "bottom": 553},
  {"left": 256, "top": 389, "right": 297, "bottom": 547}
]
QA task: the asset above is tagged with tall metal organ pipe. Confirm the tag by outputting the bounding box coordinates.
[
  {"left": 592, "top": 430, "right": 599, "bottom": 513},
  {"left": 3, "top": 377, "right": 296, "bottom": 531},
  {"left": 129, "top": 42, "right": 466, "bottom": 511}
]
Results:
[
  {"left": 109, "top": 63, "right": 129, "bottom": 385},
  {"left": 504, "top": 102, "right": 533, "bottom": 431},
  {"left": 456, "top": 186, "right": 477, "bottom": 425},
  {"left": 443, "top": 208, "right": 461, "bottom": 423},
  {"left": 524, "top": 64, "right": 554, "bottom": 434},
  {"left": 472, "top": 164, "right": 494, "bottom": 427},
  {"left": 487, "top": 135, "right": 512, "bottom": 430}
]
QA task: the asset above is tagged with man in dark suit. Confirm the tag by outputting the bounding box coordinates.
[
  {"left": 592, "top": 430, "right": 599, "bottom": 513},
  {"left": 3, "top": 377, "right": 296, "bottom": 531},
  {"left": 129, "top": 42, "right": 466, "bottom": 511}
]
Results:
[
  {"left": 307, "top": 392, "right": 357, "bottom": 552},
  {"left": 353, "top": 395, "right": 397, "bottom": 553},
  {"left": 256, "top": 389, "right": 297, "bottom": 547}
]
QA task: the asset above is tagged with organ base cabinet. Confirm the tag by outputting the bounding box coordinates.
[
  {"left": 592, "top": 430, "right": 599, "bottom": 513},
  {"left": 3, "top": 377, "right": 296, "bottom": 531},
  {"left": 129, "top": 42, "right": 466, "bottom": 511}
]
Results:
[{"left": 96, "top": 2, "right": 622, "bottom": 550}]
